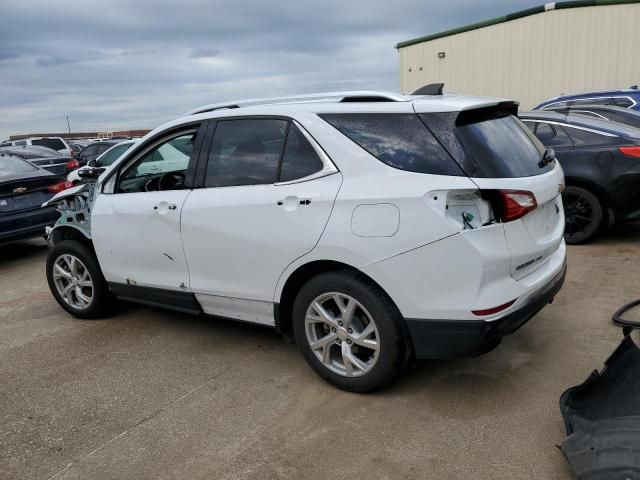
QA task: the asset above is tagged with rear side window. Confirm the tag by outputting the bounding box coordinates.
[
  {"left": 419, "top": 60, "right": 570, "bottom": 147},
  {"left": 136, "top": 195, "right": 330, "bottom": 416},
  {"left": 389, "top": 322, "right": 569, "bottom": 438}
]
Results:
[
  {"left": 320, "top": 114, "right": 464, "bottom": 176},
  {"left": 32, "top": 138, "right": 65, "bottom": 150},
  {"left": 206, "top": 119, "right": 287, "bottom": 187},
  {"left": 564, "top": 126, "right": 619, "bottom": 146},
  {"left": 570, "top": 97, "right": 613, "bottom": 107},
  {"left": 533, "top": 122, "right": 573, "bottom": 148},
  {"left": 279, "top": 124, "right": 324, "bottom": 182},
  {"left": 614, "top": 97, "right": 634, "bottom": 108}
]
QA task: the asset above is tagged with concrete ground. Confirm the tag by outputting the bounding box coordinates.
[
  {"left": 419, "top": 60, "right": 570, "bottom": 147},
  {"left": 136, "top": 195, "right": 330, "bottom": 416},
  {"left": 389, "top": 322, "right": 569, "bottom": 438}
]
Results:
[{"left": 1, "top": 225, "right": 639, "bottom": 480}]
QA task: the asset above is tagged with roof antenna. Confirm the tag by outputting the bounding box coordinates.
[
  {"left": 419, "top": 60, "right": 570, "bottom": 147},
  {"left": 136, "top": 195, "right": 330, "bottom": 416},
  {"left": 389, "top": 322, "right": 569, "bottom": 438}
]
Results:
[{"left": 412, "top": 83, "right": 444, "bottom": 95}]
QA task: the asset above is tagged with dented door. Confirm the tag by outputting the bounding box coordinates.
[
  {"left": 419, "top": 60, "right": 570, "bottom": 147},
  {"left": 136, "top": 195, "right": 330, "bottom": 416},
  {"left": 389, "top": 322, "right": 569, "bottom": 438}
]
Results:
[{"left": 92, "top": 190, "right": 192, "bottom": 290}]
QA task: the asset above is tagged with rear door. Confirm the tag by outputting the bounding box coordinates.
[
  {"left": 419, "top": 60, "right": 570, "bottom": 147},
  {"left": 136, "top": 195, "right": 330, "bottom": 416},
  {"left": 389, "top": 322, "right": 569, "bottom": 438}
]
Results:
[
  {"left": 418, "top": 106, "right": 565, "bottom": 280},
  {"left": 181, "top": 117, "right": 341, "bottom": 325}
]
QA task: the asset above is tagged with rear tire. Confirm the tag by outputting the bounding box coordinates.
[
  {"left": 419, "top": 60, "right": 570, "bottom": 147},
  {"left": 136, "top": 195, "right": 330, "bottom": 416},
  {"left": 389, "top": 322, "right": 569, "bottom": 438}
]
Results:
[
  {"left": 563, "top": 186, "right": 603, "bottom": 244},
  {"left": 292, "top": 271, "right": 408, "bottom": 392},
  {"left": 46, "top": 240, "right": 112, "bottom": 319}
]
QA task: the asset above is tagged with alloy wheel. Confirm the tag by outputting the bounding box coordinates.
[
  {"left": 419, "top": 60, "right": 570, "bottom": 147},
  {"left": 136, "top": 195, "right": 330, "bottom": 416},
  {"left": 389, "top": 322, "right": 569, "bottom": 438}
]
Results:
[
  {"left": 52, "top": 254, "right": 94, "bottom": 310},
  {"left": 305, "top": 292, "right": 380, "bottom": 377},
  {"left": 564, "top": 192, "right": 596, "bottom": 241}
]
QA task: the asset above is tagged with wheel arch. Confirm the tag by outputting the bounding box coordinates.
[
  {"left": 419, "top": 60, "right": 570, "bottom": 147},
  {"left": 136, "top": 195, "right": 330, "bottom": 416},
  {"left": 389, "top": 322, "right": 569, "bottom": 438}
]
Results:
[
  {"left": 564, "top": 176, "right": 610, "bottom": 210},
  {"left": 274, "top": 259, "right": 405, "bottom": 337},
  {"left": 564, "top": 176, "right": 613, "bottom": 227},
  {"left": 49, "top": 225, "right": 93, "bottom": 249}
]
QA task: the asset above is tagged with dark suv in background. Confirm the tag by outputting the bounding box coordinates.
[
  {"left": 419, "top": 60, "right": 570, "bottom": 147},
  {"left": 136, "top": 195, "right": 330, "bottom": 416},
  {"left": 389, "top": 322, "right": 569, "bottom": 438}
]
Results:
[{"left": 535, "top": 86, "right": 640, "bottom": 111}]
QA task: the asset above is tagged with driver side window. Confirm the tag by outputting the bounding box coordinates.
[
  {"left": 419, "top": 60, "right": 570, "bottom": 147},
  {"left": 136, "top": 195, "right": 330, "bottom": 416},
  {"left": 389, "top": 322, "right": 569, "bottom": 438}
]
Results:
[{"left": 117, "top": 131, "right": 196, "bottom": 193}]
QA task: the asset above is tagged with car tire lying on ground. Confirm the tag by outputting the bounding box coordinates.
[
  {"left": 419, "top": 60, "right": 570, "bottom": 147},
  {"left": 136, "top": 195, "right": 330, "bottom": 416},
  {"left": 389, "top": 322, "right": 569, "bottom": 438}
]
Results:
[
  {"left": 46, "top": 240, "right": 112, "bottom": 319},
  {"left": 292, "top": 271, "right": 409, "bottom": 393}
]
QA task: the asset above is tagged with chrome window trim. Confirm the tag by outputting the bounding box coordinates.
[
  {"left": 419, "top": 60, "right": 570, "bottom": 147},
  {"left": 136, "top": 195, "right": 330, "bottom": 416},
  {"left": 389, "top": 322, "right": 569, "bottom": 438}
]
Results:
[
  {"left": 542, "top": 96, "right": 637, "bottom": 110},
  {"left": 523, "top": 119, "right": 618, "bottom": 137}
]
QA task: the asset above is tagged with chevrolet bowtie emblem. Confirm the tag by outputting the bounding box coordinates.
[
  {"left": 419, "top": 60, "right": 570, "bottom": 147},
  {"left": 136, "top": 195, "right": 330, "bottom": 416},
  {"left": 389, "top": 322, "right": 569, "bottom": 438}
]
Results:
[{"left": 13, "top": 187, "right": 27, "bottom": 193}]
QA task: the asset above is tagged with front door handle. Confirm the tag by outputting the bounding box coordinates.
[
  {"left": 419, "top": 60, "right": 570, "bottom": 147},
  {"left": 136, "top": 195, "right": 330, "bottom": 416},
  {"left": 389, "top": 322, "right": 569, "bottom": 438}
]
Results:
[{"left": 153, "top": 202, "right": 177, "bottom": 213}]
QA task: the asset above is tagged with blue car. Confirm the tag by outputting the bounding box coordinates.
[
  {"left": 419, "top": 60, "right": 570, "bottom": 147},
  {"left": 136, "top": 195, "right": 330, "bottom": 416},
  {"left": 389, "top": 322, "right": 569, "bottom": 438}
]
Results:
[{"left": 535, "top": 86, "right": 640, "bottom": 111}]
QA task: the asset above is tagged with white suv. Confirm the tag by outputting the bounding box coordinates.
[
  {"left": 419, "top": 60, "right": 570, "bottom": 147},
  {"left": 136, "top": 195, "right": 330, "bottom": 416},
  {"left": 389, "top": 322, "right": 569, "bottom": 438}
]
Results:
[
  {"left": 44, "top": 90, "right": 567, "bottom": 392},
  {"left": 1, "top": 136, "right": 72, "bottom": 156}
]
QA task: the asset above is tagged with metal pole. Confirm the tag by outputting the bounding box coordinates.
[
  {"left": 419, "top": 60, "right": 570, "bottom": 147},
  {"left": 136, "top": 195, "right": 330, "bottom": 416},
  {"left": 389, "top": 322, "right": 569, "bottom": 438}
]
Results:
[{"left": 66, "top": 116, "right": 71, "bottom": 137}]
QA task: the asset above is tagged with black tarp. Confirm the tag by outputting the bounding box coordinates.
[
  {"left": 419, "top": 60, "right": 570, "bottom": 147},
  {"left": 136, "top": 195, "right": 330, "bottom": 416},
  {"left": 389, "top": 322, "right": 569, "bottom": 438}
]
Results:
[{"left": 560, "top": 335, "right": 640, "bottom": 479}]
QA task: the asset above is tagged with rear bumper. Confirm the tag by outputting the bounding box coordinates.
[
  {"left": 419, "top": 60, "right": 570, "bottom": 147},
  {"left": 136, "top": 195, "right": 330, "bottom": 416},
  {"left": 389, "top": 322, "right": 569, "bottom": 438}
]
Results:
[
  {"left": 0, "top": 207, "right": 60, "bottom": 245},
  {"left": 405, "top": 260, "right": 567, "bottom": 359}
]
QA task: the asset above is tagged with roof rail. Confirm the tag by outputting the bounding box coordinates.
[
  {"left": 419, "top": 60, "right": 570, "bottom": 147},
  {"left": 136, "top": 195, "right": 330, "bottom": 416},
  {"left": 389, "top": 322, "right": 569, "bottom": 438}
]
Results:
[{"left": 184, "top": 91, "right": 410, "bottom": 116}]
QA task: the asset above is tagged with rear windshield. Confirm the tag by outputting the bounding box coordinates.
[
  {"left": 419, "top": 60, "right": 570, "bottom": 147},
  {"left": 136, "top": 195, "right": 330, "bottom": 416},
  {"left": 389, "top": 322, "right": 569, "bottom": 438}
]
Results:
[
  {"left": 320, "top": 114, "right": 464, "bottom": 176},
  {"left": 0, "top": 154, "right": 39, "bottom": 175},
  {"left": 32, "top": 138, "right": 65, "bottom": 151},
  {"left": 420, "top": 110, "right": 553, "bottom": 178}
]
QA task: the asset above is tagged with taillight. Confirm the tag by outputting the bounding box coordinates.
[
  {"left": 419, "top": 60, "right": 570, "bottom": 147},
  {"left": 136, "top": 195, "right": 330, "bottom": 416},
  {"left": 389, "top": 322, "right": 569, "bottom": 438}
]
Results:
[
  {"left": 499, "top": 190, "right": 537, "bottom": 222},
  {"left": 48, "top": 180, "right": 73, "bottom": 193},
  {"left": 472, "top": 299, "right": 516, "bottom": 316},
  {"left": 66, "top": 159, "right": 79, "bottom": 171},
  {"left": 619, "top": 146, "right": 640, "bottom": 158}
]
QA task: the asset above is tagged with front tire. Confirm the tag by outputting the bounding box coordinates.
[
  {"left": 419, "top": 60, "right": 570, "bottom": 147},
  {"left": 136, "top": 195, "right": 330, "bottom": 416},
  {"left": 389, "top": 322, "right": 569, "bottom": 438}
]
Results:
[
  {"left": 563, "top": 186, "right": 603, "bottom": 244},
  {"left": 292, "top": 271, "right": 408, "bottom": 392},
  {"left": 46, "top": 240, "right": 111, "bottom": 319}
]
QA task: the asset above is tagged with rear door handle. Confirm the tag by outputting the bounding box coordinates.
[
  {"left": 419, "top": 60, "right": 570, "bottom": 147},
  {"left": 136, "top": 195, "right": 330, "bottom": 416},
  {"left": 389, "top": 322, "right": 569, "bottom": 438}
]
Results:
[{"left": 277, "top": 198, "right": 311, "bottom": 206}]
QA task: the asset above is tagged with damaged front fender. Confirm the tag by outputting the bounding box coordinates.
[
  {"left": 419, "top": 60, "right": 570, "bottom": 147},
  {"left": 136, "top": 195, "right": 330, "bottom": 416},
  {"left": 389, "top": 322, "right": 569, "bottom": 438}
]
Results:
[{"left": 44, "top": 182, "right": 97, "bottom": 244}]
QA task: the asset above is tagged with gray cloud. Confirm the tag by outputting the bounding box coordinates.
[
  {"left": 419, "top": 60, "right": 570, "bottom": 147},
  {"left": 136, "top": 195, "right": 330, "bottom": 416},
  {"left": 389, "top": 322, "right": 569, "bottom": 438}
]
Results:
[
  {"left": 0, "top": 0, "right": 538, "bottom": 138},
  {"left": 190, "top": 47, "right": 220, "bottom": 59}
]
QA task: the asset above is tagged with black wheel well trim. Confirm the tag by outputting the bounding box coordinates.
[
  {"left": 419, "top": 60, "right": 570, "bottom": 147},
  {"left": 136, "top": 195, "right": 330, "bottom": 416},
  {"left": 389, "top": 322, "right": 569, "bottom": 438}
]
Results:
[
  {"left": 564, "top": 177, "right": 611, "bottom": 212},
  {"left": 49, "top": 225, "right": 93, "bottom": 247},
  {"left": 274, "top": 259, "right": 413, "bottom": 351}
]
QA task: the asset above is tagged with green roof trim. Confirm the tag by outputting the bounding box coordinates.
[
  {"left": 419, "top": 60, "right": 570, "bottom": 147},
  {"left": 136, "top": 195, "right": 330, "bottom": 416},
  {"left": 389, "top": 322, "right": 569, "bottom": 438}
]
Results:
[{"left": 396, "top": 0, "right": 640, "bottom": 49}]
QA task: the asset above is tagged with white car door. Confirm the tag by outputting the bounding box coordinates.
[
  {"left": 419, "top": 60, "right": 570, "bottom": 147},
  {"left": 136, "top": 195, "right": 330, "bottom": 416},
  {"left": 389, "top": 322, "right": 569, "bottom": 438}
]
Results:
[
  {"left": 181, "top": 118, "right": 341, "bottom": 325},
  {"left": 92, "top": 127, "right": 203, "bottom": 292}
]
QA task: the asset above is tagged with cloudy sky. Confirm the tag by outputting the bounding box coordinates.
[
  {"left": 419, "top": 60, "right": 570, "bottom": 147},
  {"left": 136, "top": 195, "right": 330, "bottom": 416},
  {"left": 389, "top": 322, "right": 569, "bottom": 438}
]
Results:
[{"left": 0, "top": 0, "right": 537, "bottom": 139}]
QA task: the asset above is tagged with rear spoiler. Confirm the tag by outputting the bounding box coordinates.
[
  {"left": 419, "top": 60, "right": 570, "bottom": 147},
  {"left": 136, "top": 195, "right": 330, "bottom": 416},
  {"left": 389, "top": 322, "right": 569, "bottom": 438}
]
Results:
[{"left": 456, "top": 101, "right": 519, "bottom": 126}]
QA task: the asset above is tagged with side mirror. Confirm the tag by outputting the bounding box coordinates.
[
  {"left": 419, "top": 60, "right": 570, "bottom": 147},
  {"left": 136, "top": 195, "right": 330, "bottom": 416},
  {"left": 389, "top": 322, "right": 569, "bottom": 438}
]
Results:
[
  {"left": 87, "top": 159, "right": 97, "bottom": 167},
  {"left": 78, "top": 167, "right": 106, "bottom": 179}
]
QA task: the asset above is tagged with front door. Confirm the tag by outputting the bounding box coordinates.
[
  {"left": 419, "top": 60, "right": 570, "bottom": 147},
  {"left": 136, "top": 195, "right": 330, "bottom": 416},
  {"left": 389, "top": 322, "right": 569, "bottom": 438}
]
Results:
[
  {"left": 92, "top": 127, "right": 202, "bottom": 291},
  {"left": 181, "top": 118, "right": 341, "bottom": 324}
]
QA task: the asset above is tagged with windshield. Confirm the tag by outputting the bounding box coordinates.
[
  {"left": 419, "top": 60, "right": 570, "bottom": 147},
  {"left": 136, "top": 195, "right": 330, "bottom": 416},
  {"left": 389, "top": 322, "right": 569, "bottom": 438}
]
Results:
[
  {"left": 0, "top": 154, "right": 39, "bottom": 176},
  {"left": 98, "top": 142, "right": 133, "bottom": 166}
]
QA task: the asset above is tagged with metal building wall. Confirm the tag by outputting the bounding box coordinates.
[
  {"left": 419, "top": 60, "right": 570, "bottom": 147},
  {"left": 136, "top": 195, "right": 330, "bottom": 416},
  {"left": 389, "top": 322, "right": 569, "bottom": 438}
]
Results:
[{"left": 398, "top": 3, "right": 640, "bottom": 108}]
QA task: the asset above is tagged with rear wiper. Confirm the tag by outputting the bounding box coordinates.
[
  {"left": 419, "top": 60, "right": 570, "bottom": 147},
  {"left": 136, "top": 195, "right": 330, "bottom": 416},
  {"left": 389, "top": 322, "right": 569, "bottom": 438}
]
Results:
[{"left": 539, "top": 147, "right": 556, "bottom": 168}]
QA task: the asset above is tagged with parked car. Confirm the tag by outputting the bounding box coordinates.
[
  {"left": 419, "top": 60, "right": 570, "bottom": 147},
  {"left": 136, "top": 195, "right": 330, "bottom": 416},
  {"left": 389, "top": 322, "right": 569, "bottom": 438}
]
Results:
[
  {"left": 76, "top": 140, "right": 123, "bottom": 166},
  {"left": 535, "top": 86, "right": 640, "bottom": 111},
  {"left": 520, "top": 111, "right": 640, "bottom": 244},
  {"left": 69, "top": 142, "right": 89, "bottom": 157},
  {"left": 0, "top": 152, "right": 71, "bottom": 245},
  {"left": 44, "top": 90, "right": 567, "bottom": 392},
  {"left": 0, "top": 145, "right": 79, "bottom": 176},
  {"left": 542, "top": 104, "right": 640, "bottom": 130},
  {"left": 0, "top": 136, "right": 73, "bottom": 156},
  {"left": 68, "top": 140, "right": 136, "bottom": 184}
]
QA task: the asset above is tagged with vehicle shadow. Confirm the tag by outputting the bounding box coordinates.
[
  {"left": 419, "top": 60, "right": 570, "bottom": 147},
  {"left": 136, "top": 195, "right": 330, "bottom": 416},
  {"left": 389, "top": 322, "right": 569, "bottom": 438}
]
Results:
[
  {"left": 600, "top": 221, "right": 640, "bottom": 243},
  {"left": 0, "top": 238, "right": 48, "bottom": 265}
]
